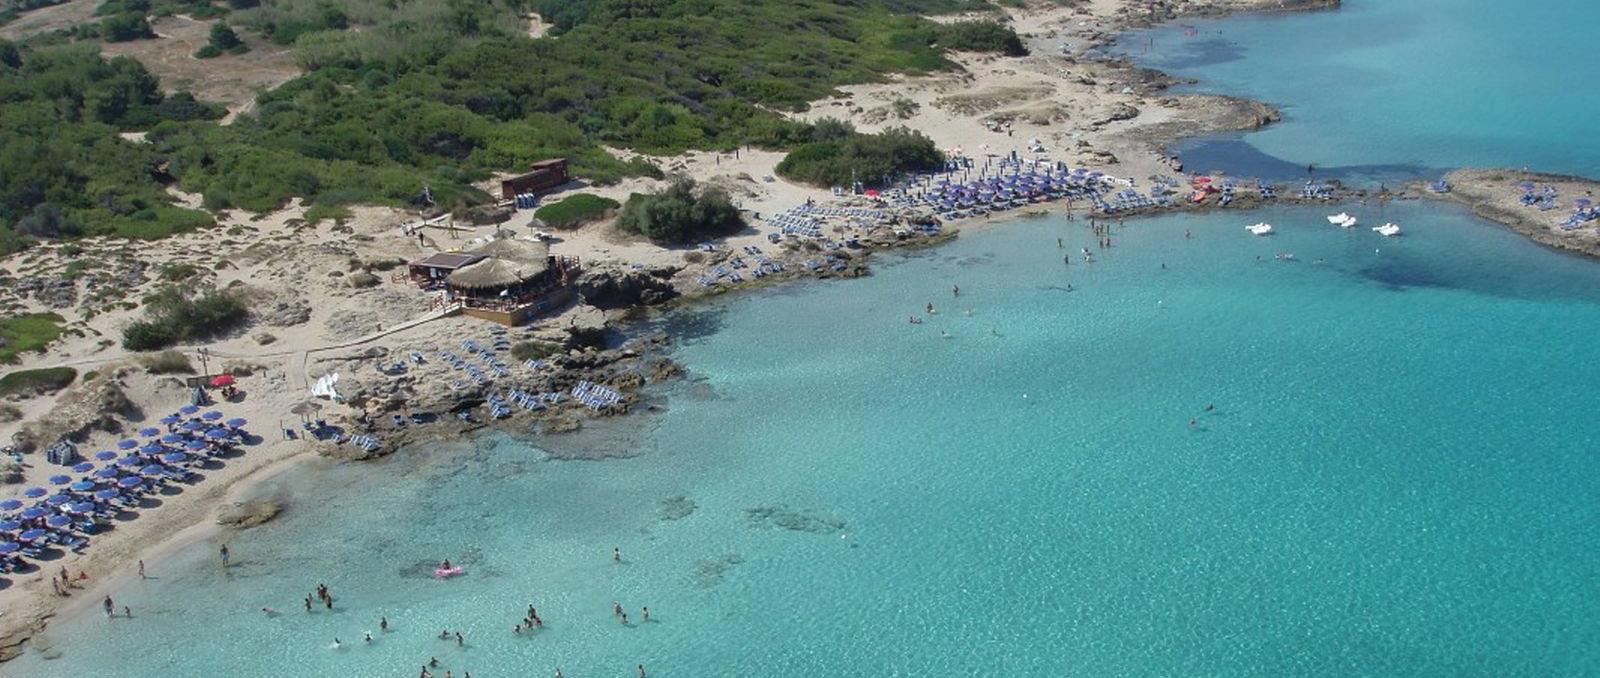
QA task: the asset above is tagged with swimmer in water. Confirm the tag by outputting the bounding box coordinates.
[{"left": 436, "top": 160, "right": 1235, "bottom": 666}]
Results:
[
  {"left": 1204, "top": 403, "right": 1215, "bottom": 412},
  {"left": 952, "top": 284, "right": 959, "bottom": 296},
  {"left": 441, "top": 559, "right": 451, "bottom": 570},
  {"left": 926, "top": 302, "right": 935, "bottom": 314},
  {"left": 333, "top": 637, "right": 343, "bottom": 649},
  {"left": 262, "top": 608, "right": 278, "bottom": 616},
  {"left": 439, "top": 630, "right": 450, "bottom": 640},
  {"left": 940, "top": 330, "right": 951, "bottom": 339},
  {"left": 381, "top": 617, "right": 388, "bottom": 632},
  {"left": 365, "top": 632, "right": 373, "bottom": 643}
]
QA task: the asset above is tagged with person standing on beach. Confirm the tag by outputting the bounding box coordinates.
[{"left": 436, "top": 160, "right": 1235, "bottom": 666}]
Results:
[
  {"left": 381, "top": 617, "right": 389, "bottom": 632},
  {"left": 219, "top": 543, "right": 230, "bottom": 568},
  {"left": 138, "top": 560, "right": 146, "bottom": 579},
  {"left": 103, "top": 595, "right": 114, "bottom": 617},
  {"left": 123, "top": 605, "right": 131, "bottom": 618}
]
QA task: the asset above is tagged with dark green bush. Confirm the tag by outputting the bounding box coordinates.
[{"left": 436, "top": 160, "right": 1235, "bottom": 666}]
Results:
[
  {"left": 616, "top": 179, "right": 743, "bottom": 244},
  {"left": 193, "top": 44, "right": 222, "bottom": 59},
  {"left": 776, "top": 125, "right": 944, "bottom": 188}
]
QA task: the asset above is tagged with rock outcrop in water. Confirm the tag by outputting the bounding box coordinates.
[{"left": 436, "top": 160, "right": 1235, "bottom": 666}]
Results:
[
  {"left": 577, "top": 266, "right": 680, "bottom": 309},
  {"left": 744, "top": 505, "right": 847, "bottom": 534}
]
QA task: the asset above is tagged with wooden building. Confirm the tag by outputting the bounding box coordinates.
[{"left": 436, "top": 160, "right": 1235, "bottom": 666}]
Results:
[
  {"left": 406, "top": 252, "right": 487, "bottom": 289},
  {"left": 499, "top": 158, "right": 569, "bottom": 199},
  {"left": 442, "top": 238, "right": 580, "bottom": 325}
]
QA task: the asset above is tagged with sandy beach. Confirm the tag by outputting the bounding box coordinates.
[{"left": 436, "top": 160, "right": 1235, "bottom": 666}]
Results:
[{"left": 0, "top": 0, "right": 1353, "bottom": 661}]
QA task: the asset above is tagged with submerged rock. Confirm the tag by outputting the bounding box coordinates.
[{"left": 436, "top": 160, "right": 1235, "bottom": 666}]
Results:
[
  {"left": 744, "top": 504, "right": 847, "bottom": 534},
  {"left": 216, "top": 500, "right": 282, "bottom": 528},
  {"left": 659, "top": 495, "right": 697, "bottom": 521},
  {"left": 693, "top": 553, "right": 745, "bottom": 588}
]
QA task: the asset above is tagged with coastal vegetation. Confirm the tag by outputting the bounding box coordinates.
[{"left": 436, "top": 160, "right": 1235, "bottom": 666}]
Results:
[
  {"left": 0, "top": 312, "right": 64, "bottom": 362},
  {"left": 121, "top": 287, "right": 248, "bottom": 351},
  {"left": 776, "top": 122, "right": 945, "bottom": 188},
  {"left": 138, "top": 349, "right": 194, "bottom": 374},
  {"left": 534, "top": 194, "right": 620, "bottom": 230},
  {"left": 0, "top": 0, "right": 1025, "bottom": 254},
  {"left": 510, "top": 340, "right": 562, "bottom": 362},
  {"left": 0, "top": 366, "right": 76, "bottom": 397},
  {"left": 616, "top": 179, "right": 743, "bottom": 244}
]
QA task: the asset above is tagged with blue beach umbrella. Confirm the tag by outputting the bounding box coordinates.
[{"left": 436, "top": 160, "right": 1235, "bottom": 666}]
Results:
[
  {"left": 139, "top": 427, "right": 160, "bottom": 437},
  {"left": 117, "top": 477, "right": 142, "bottom": 489},
  {"left": 202, "top": 411, "right": 223, "bottom": 421},
  {"left": 161, "top": 452, "right": 187, "bottom": 464},
  {"left": 0, "top": 499, "right": 20, "bottom": 511},
  {"left": 0, "top": 543, "right": 18, "bottom": 554},
  {"left": 95, "top": 450, "right": 119, "bottom": 461},
  {"left": 18, "top": 528, "right": 45, "bottom": 541},
  {"left": 68, "top": 502, "right": 96, "bottom": 514},
  {"left": 45, "top": 495, "right": 71, "bottom": 506},
  {"left": 141, "top": 442, "right": 164, "bottom": 454},
  {"left": 206, "top": 429, "right": 230, "bottom": 439},
  {"left": 226, "top": 418, "right": 247, "bottom": 428},
  {"left": 94, "top": 468, "right": 119, "bottom": 479},
  {"left": 160, "top": 414, "right": 181, "bottom": 425},
  {"left": 182, "top": 420, "right": 204, "bottom": 431},
  {"left": 141, "top": 465, "right": 165, "bottom": 476},
  {"left": 116, "top": 456, "right": 142, "bottom": 467},
  {"left": 48, "top": 474, "right": 71, "bottom": 485},
  {"left": 94, "top": 489, "right": 120, "bottom": 501},
  {"left": 161, "top": 433, "right": 184, "bottom": 444},
  {"left": 185, "top": 440, "right": 207, "bottom": 451},
  {"left": 20, "top": 507, "right": 46, "bottom": 519},
  {"left": 72, "top": 462, "right": 95, "bottom": 473},
  {"left": 179, "top": 405, "right": 200, "bottom": 415},
  {"left": 0, "top": 520, "right": 18, "bottom": 530},
  {"left": 23, "top": 487, "right": 47, "bottom": 498},
  {"left": 45, "top": 515, "right": 71, "bottom": 528},
  {"left": 69, "top": 481, "right": 95, "bottom": 492},
  {"left": 117, "top": 439, "right": 138, "bottom": 450}
]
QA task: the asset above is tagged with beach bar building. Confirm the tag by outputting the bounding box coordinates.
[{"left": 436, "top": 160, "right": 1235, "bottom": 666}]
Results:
[
  {"left": 500, "top": 159, "right": 569, "bottom": 200},
  {"left": 440, "top": 238, "right": 580, "bottom": 325},
  {"left": 407, "top": 252, "right": 487, "bottom": 288}
]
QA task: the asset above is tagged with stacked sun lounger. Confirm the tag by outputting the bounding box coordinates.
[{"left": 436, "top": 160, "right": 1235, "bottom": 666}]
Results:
[
  {"left": 508, "top": 389, "right": 547, "bottom": 411},
  {"left": 1257, "top": 180, "right": 1277, "bottom": 200},
  {"left": 572, "top": 380, "right": 623, "bottom": 410},
  {"left": 485, "top": 392, "right": 512, "bottom": 419}
]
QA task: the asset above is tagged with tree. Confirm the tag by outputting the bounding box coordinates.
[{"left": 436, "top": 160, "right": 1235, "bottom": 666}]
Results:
[
  {"left": 209, "top": 22, "right": 243, "bottom": 51},
  {"left": 616, "top": 178, "right": 742, "bottom": 243}
]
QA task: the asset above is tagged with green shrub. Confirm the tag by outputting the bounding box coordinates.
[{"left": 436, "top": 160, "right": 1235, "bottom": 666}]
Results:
[
  {"left": 510, "top": 341, "right": 562, "bottom": 361},
  {"left": 139, "top": 350, "right": 194, "bottom": 374},
  {"left": 0, "top": 367, "right": 77, "bottom": 397},
  {"left": 121, "top": 287, "right": 249, "bottom": 351},
  {"left": 776, "top": 125, "right": 944, "bottom": 188},
  {"left": 0, "top": 313, "right": 65, "bottom": 363},
  {"left": 534, "top": 194, "right": 620, "bottom": 229},
  {"left": 193, "top": 44, "right": 222, "bottom": 59},
  {"left": 935, "top": 21, "right": 1027, "bottom": 56},
  {"left": 615, "top": 179, "right": 743, "bottom": 244},
  {"left": 100, "top": 12, "right": 155, "bottom": 41},
  {"left": 159, "top": 262, "right": 201, "bottom": 281}
]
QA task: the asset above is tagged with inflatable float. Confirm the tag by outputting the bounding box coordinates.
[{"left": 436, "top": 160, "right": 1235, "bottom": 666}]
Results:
[{"left": 434, "top": 567, "right": 465, "bottom": 578}]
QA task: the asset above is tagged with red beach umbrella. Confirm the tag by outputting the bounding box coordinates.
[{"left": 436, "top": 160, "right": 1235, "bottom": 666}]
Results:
[{"left": 210, "top": 374, "right": 235, "bottom": 387}]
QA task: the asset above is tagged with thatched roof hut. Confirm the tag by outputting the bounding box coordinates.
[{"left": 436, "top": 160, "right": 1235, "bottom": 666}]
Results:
[{"left": 445, "top": 238, "right": 552, "bottom": 290}]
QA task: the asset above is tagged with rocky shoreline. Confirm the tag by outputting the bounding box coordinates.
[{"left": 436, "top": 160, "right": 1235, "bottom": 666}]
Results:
[{"left": 1419, "top": 168, "right": 1600, "bottom": 259}]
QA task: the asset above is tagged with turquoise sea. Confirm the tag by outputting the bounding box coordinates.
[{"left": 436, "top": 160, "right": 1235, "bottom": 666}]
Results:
[
  {"left": 15, "top": 1, "right": 1600, "bottom": 676},
  {"left": 1115, "top": 0, "right": 1600, "bottom": 180}
]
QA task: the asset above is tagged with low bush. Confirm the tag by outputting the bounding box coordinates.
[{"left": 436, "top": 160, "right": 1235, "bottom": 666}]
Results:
[
  {"left": 121, "top": 287, "right": 249, "bottom": 351},
  {"left": 0, "top": 367, "right": 77, "bottom": 397},
  {"left": 534, "top": 193, "right": 620, "bottom": 229},
  {"left": 0, "top": 313, "right": 66, "bottom": 362},
  {"left": 139, "top": 350, "right": 194, "bottom": 374},
  {"left": 510, "top": 341, "right": 563, "bottom": 361}
]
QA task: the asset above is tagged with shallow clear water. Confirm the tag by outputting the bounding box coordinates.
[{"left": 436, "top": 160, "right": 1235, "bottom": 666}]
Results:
[
  {"left": 17, "top": 201, "right": 1600, "bottom": 677},
  {"left": 18, "top": 3, "right": 1600, "bottom": 676},
  {"left": 1115, "top": 0, "right": 1600, "bottom": 180}
]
